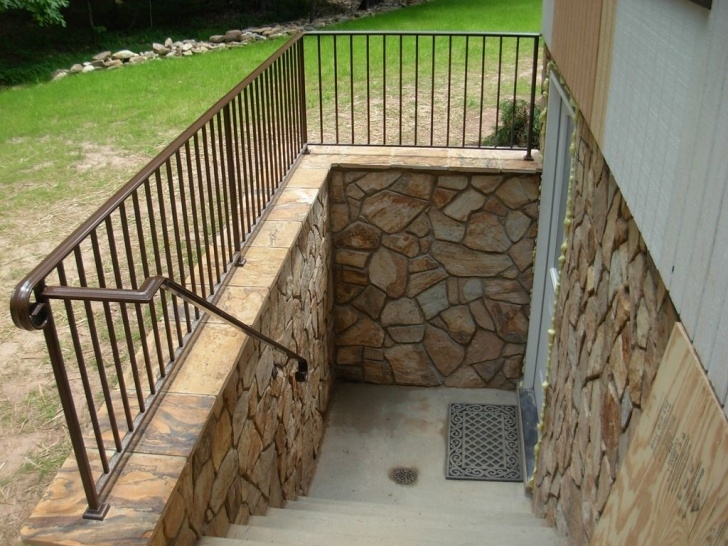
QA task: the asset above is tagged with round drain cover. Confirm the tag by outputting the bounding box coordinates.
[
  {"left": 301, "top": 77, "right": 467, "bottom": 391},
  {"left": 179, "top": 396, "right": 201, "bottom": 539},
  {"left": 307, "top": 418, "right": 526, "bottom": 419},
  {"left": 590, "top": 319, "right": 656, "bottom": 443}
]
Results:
[{"left": 391, "top": 467, "right": 417, "bottom": 485}]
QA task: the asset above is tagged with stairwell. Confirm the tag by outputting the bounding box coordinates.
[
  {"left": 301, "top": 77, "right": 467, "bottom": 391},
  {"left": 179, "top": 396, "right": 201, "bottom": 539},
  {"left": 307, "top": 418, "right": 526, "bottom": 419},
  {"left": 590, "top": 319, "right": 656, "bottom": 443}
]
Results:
[{"left": 199, "top": 384, "right": 565, "bottom": 546}]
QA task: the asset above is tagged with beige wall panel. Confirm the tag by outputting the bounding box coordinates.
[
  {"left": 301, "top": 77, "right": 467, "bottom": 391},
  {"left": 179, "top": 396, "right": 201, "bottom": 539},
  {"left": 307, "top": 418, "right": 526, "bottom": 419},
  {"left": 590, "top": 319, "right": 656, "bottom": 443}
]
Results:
[
  {"left": 591, "top": 323, "right": 728, "bottom": 546},
  {"left": 551, "top": 0, "right": 602, "bottom": 125},
  {"left": 590, "top": 0, "right": 617, "bottom": 143}
]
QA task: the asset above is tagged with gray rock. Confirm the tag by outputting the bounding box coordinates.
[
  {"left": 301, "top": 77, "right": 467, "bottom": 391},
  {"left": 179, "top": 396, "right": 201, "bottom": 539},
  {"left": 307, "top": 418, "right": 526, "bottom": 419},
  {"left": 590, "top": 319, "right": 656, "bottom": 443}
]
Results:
[
  {"left": 92, "top": 50, "right": 111, "bottom": 61},
  {"left": 152, "top": 43, "right": 170, "bottom": 55},
  {"left": 210, "top": 34, "right": 227, "bottom": 43},
  {"left": 69, "top": 64, "right": 83, "bottom": 74},
  {"left": 51, "top": 69, "right": 69, "bottom": 81},
  {"left": 81, "top": 65, "right": 96, "bottom": 73},
  {"left": 225, "top": 29, "right": 244, "bottom": 42},
  {"left": 164, "top": 37, "right": 173, "bottom": 48},
  {"left": 112, "top": 49, "right": 136, "bottom": 60}
]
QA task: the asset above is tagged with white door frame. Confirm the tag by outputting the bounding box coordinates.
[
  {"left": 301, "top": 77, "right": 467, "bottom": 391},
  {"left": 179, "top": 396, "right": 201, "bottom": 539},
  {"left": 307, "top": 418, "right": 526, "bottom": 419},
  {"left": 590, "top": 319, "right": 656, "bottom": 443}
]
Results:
[{"left": 523, "top": 75, "right": 575, "bottom": 417}]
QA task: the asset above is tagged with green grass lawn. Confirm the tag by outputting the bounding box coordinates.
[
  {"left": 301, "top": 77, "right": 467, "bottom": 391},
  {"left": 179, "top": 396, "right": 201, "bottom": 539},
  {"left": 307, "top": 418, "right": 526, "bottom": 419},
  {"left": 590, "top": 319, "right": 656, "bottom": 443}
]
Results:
[
  {"left": 336, "top": 0, "right": 540, "bottom": 31},
  {"left": 0, "top": 0, "right": 540, "bottom": 232}
]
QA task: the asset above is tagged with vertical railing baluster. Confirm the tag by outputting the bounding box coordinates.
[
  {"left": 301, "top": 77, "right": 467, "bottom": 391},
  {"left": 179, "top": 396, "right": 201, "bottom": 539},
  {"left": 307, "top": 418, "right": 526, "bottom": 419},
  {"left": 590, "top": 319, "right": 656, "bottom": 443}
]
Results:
[
  {"left": 236, "top": 95, "right": 252, "bottom": 240},
  {"left": 317, "top": 35, "right": 324, "bottom": 143},
  {"left": 430, "top": 35, "right": 435, "bottom": 146},
  {"left": 414, "top": 35, "right": 419, "bottom": 146},
  {"left": 243, "top": 88, "right": 259, "bottom": 217},
  {"left": 495, "top": 37, "right": 503, "bottom": 147},
  {"left": 383, "top": 34, "right": 387, "bottom": 145},
  {"left": 91, "top": 229, "right": 134, "bottom": 429},
  {"left": 119, "top": 200, "right": 155, "bottom": 394},
  {"left": 39, "top": 298, "right": 109, "bottom": 519},
  {"left": 334, "top": 35, "right": 340, "bottom": 144},
  {"left": 511, "top": 37, "right": 520, "bottom": 148},
  {"left": 172, "top": 152, "right": 196, "bottom": 327},
  {"left": 147, "top": 174, "right": 176, "bottom": 364},
  {"left": 478, "top": 35, "right": 486, "bottom": 147},
  {"left": 462, "top": 35, "right": 469, "bottom": 147},
  {"left": 56, "top": 262, "right": 109, "bottom": 474},
  {"left": 350, "top": 34, "right": 355, "bottom": 143},
  {"left": 74, "top": 246, "right": 122, "bottom": 451},
  {"left": 525, "top": 36, "right": 539, "bottom": 160},
  {"left": 366, "top": 34, "right": 371, "bottom": 145},
  {"left": 192, "top": 135, "right": 214, "bottom": 295},
  {"left": 133, "top": 189, "right": 165, "bottom": 380},
  {"left": 298, "top": 38, "right": 308, "bottom": 149},
  {"left": 161, "top": 161, "right": 185, "bottom": 346},
  {"left": 222, "top": 104, "right": 242, "bottom": 258},
  {"left": 214, "top": 114, "right": 233, "bottom": 267},
  {"left": 399, "top": 34, "right": 403, "bottom": 146},
  {"left": 446, "top": 35, "right": 453, "bottom": 146},
  {"left": 106, "top": 213, "right": 146, "bottom": 412}
]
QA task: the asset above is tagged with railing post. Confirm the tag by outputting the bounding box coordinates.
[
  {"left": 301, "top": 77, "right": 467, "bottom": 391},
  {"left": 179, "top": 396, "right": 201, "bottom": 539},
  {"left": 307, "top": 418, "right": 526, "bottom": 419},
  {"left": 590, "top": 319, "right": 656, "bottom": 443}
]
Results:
[
  {"left": 222, "top": 104, "right": 242, "bottom": 257},
  {"left": 297, "top": 37, "right": 308, "bottom": 147},
  {"left": 37, "top": 293, "right": 110, "bottom": 520},
  {"left": 524, "top": 35, "right": 540, "bottom": 161}
]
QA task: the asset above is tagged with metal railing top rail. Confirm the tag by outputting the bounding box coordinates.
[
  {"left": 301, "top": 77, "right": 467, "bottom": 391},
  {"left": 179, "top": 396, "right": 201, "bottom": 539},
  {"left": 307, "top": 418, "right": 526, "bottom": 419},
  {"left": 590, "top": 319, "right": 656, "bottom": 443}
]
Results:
[
  {"left": 10, "top": 32, "right": 306, "bottom": 333},
  {"left": 306, "top": 30, "right": 541, "bottom": 37}
]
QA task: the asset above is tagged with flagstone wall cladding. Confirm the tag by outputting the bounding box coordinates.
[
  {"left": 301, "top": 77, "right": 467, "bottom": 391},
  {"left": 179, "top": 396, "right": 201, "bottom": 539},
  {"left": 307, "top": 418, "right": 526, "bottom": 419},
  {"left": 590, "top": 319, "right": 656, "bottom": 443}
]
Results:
[
  {"left": 159, "top": 189, "right": 334, "bottom": 545},
  {"left": 531, "top": 118, "right": 678, "bottom": 544},
  {"left": 329, "top": 168, "right": 541, "bottom": 389}
]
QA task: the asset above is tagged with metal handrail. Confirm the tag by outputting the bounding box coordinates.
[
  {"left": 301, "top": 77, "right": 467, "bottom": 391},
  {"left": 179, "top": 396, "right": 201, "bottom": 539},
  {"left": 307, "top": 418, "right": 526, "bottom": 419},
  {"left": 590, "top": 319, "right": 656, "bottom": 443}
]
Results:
[{"left": 44, "top": 277, "right": 309, "bottom": 382}]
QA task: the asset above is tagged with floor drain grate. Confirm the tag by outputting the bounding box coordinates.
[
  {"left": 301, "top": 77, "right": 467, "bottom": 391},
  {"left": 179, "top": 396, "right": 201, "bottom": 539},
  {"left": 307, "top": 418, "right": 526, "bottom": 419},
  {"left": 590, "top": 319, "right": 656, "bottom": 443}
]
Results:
[{"left": 391, "top": 467, "right": 417, "bottom": 485}]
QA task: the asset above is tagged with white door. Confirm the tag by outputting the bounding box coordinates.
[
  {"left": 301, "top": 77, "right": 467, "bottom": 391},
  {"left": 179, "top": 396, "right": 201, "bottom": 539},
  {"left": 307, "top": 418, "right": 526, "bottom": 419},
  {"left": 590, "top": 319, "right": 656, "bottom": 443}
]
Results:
[{"left": 524, "top": 76, "right": 574, "bottom": 418}]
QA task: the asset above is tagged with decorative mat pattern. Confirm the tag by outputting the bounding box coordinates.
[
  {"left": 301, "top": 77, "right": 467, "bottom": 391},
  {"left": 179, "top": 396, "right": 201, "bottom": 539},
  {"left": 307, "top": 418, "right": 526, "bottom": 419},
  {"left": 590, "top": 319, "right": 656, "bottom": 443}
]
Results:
[{"left": 446, "top": 403, "right": 522, "bottom": 482}]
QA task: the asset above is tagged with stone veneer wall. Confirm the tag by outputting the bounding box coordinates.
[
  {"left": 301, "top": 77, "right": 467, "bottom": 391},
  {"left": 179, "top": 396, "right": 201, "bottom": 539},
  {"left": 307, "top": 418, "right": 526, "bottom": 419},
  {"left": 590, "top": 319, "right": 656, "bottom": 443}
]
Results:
[
  {"left": 531, "top": 116, "right": 678, "bottom": 544},
  {"left": 329, "top": 168, "right": 540, "bottom": 389},
  {"left": 154, "top": 189, "right": 334, "bottom": 544}
]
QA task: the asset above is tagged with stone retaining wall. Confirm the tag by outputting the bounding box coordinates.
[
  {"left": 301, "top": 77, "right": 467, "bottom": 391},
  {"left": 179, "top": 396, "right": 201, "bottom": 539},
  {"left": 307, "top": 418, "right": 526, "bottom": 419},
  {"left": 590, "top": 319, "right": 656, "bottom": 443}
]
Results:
[
  {"left": 157, "top": 187, "right": 334, "bottom": 544},
  {"left": 531, "top": 116, "right": 678, "bottom": 544},
  {"left": 329, "top": 168, "right": 541, "bottom": 389}
]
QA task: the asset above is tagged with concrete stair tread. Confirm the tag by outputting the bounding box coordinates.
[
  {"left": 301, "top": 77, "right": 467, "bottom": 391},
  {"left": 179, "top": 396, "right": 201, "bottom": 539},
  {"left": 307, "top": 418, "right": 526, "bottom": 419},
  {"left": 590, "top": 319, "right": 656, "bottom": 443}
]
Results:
[
  {"left": 249, "top": 508, "right": 549, "bottom": 531},
  {"left": 199, "top": 538, "right": 282, "bottom": 546},
  {"left": 288, "top": 495, "right": 536, "bottom": 519},
  {"left": 229, "top": 520, "right": 566, "bottom": 546}
]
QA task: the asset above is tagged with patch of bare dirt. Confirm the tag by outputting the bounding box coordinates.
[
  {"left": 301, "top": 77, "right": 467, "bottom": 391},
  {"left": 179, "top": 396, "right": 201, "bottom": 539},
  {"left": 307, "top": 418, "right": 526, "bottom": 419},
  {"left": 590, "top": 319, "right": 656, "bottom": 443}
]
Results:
[{"left": 75, "top": 142, "right": 147, "bottom": 174}]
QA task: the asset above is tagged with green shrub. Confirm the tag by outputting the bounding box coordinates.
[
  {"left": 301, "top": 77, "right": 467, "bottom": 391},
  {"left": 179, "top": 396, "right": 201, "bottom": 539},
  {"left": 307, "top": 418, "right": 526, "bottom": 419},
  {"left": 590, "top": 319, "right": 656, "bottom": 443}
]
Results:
[{"left": 483, "top": 98, "right": 541, "bottom": 149}]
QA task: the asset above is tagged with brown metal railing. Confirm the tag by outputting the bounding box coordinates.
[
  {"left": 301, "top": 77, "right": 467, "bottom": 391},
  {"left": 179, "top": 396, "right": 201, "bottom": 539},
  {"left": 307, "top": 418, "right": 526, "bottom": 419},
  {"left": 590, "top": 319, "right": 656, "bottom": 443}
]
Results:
[
  {"left": 9, "top": 34, "right": 307, "bottom": 520},
  {"left": 9, "top": 30, "right": 540, "bottom": 519},
  {"left": 303, "top": 31, "right": 540, "bottom": 159}
]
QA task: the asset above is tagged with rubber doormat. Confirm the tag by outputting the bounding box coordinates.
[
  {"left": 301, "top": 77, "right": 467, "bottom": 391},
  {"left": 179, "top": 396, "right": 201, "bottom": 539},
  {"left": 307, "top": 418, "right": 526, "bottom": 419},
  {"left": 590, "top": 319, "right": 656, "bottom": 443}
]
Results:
[{"left": 446, "top": 403, "right": 522, "bottom": 481}]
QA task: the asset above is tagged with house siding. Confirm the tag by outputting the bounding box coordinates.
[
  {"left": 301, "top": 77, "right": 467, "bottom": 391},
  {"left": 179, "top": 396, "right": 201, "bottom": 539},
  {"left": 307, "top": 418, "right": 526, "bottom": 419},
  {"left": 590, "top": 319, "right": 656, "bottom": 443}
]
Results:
[
  {"left": 544, "top": 0, "right": 616, "bottom": 136},
  {"left": 532, "top": 114, "right": 678, "bottom": 544},
  {"left": 599, "top": 0, "right": 728, "bottom": 411}
]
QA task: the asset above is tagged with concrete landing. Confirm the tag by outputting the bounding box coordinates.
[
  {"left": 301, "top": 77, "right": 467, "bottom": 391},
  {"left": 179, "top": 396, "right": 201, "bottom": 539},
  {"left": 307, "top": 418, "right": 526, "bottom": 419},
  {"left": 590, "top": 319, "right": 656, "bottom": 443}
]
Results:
[{"left": 308, "top": 383, "right": 533, "bottom": 514}]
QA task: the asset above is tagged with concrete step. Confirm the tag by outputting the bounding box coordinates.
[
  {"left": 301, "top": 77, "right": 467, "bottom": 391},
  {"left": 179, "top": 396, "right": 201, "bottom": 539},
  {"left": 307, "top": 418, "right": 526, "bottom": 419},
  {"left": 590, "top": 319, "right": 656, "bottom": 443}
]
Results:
[
  {"left": 198, "top": 498, "right": 566, "bottom": 546},
  {"left": 289, "top": 495, "right": 536, "bottom": 519},
  {"left": 248, "top": 507, "right": 549, "bottom": 532},
  {"left": 221, "top": 522, "right": 564, "bottom": 546}
]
